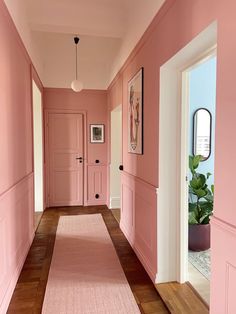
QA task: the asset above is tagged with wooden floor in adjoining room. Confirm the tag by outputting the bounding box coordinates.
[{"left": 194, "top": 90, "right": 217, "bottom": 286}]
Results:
[
  {"left": 7, "top": 206, "right": 169, "bottom": 314},
  {"left": 156, "top": 282, "right": 209, "bottom": 314}
]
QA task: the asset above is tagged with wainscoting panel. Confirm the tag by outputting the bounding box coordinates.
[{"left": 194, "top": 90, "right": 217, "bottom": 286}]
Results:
[
  {"left": 0, "top": 217, "right": 6, "bottom": 290},
  {"left": 210, "top": 217, "right": 236, "bottom": 314},
  {"left": 0, "top": 174, "right": 34, "bottom": 314},
  {"left": 87, "top": 165, "right": 107, "bottom": 205},
  {"left": 121, "top": 182, "right": 134, "bottom": 242},
  {"left": 120, "top": 172, "right": 157, "bottom": 281}
]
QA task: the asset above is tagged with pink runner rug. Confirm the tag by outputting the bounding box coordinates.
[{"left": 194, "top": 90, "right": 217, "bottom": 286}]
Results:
[{"left": 42, "top": 214, "right": 140, "bottom": 313}]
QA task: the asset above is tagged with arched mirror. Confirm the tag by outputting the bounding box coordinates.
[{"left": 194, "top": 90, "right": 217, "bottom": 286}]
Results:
[{"left": 193, "top": 108, "right": 212, "bottom": 161}]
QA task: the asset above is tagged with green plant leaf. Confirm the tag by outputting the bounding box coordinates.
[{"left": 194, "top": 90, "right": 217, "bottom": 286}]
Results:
[
  {"left": 206, "top": 172, "right": 212, "bottom": 179},
  {"left": 194, "top": 188, "right": 208, "bottom": 199},
  {"left": 189, "top": 203, "right": 197, "bottom": 212},
  {"left": 199, "top": 201, "right": 213, "bottom": 212},
  {"left": 189, "top": 155, "right": 202, "bottom": 174},
  {"left": 190, "top": 174, "right": 206, "bottom": 190},
  {"left": 190, "top": 178, "right": 200, "bottom": 189},
  {"left": 204, "top": 189, "right": 213, "bottom": 202},
  {"left": 199, "top": 214, "right": 210, "bottom": 224},
  {"left": 192, "top": 155, "right": 203, "bottom": 169},
  {"left": 189, "top": 211, "right": 199, "bottom": 224},
  {"left": 189, "top": 156, "right": 194, "bottom": 174},
  {"left": 199, "top": 174, "right": 206, "bottom": 186},
  {"left": 188, "top": 155, "right": 214, "bottom": 224},
  {"left": 211, "top": 184, "right": 214, "bottom": 194}
]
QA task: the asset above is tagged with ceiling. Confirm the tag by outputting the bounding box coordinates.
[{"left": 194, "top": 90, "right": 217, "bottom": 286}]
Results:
[
  {"left": 26, "top": 0, "right": 128, "bottom": 38},
  {"left": 4, "top": 0, "right": 165, "bottom": 89}
]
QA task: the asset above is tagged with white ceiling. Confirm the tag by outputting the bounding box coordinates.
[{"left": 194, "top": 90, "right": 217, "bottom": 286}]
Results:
[
  {"left": 26, "top": 0, "right": 128, "bottom": 38},
  {"left": 34, "top": 32, "right": 122, "bottom": 89},
  {"left": 4, "top": 0, "right": 165, "bottom": 89}
]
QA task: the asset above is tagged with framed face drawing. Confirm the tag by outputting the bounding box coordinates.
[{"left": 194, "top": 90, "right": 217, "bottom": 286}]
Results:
[{"left": 128, "top": 68, "right": 143, "bottom": 154}]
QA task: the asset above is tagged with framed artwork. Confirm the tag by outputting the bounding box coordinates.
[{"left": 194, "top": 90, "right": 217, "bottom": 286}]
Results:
[
  {"left": 128, "top": 67, "right": 143, "bottom": 154},
  {"left": 90, "top": 124, "right": 105, "bottom": 143}
]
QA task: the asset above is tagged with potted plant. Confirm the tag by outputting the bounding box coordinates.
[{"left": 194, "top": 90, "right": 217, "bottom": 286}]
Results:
[{"left": 188, "top": 155, "right": 214, "bottom": 251}]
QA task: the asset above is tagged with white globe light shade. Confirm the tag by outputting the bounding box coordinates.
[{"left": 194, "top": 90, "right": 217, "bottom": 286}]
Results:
[{"left": 71, "top": 80, "right": 83, "bottom": 92}]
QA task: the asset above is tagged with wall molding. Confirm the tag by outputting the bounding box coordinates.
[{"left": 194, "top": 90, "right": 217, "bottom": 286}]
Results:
[
  {"left": 120, "top": 218, "right": 156, "bottom": 282},
  {"left": 211, "top": 216, "right": 236, "bottom": 236},
  {"left": 120, "top": 172, "right": 157, "bottom": 282},
  {"left": 122, "top": 170, "right": 157, "bottom": 191},
  {"left": 0, "top": 172, "right": 34, "bottom": 200},
  {"left": 0, "top": 174, "right": 34, "bottom": 314},
  {"left": 0, "top": 232, "right": 34, "bottom": 314},
  {"left": 133, "top": 240, "right": 157, "bottom": 281},
  {"left": 210, "top": 216, "right": 236, "bottom": 313},
  {"left": 87, "top": 165, "right": 108, "bottom": 206}
]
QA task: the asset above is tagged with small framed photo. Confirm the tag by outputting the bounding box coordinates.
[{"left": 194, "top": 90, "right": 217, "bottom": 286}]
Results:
[{"left": 90, "top": 124, "right": 105, "bottom": 143}]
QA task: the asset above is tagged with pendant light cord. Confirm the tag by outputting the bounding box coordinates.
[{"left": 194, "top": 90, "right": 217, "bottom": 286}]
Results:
[{"left": 75, "top": 42, "right": 78, "bottom": 80}]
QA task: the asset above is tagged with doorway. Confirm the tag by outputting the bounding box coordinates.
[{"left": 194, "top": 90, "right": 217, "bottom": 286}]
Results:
[
  {"left": 157, "top": 21, "right": 217, "bottom": 286},
  {"left": 32, "top": 80, "right": 44, "bottom": 229},
  {"left": 48, "top": 113, "right": 84, "bottom": 206},
  {"left": 110, "top": 105, "right": 122, "bottom": 223},
  {"left": 184, "top": 54, "right": 216, "bottom": 304}
]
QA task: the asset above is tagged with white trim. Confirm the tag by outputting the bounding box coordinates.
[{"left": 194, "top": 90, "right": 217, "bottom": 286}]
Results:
[
  {"left": 157, "top": 21, "right": 217, "bottom": 284},
  {"left": 109, "top": 106, "right": 122, "bottom": 211},
  {"left": 109, "top": 196, "right": 121, "bottom": 209},
  {"left": 179, "top": 71, "right": 190, "bottom": 283},
  {"left": 32, "top": 80, "right": 44, "bottom": 213}
]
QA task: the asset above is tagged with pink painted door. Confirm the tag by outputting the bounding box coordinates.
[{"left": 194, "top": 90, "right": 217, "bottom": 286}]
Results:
[{"left": 48, "top": 113, "right": 84, "bottom": 206}]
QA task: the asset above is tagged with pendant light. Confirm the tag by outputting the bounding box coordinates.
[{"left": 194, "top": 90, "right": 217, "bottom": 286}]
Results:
[{"left": 71, "top": 36, "right": 83, "bottom": 92}]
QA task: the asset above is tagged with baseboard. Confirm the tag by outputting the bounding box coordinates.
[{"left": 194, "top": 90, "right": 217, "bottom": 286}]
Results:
[
  {"left": 155, "top": 272, "right": 177, "bottom": 284},
  {"left": 0, "top": 231, "right": 34, "bottom": 314},
  {"left": 120, "top": 221, "right": 156, "bottom": 282},
  {"left": 133, "top": 244, "right": 156, "bottom": 282},
  {"left": 86, "top": 200, "right": 107, "bottom": 206},
  {"left": 109, "top": 197, "right": 120, "bottom": 209}
]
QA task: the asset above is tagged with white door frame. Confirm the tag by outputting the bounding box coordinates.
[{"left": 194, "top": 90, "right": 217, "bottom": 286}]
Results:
[
  {"left": 109, "top": 105, "right": 122, "bottom": 209},
  {"left": 157, "top": 21, "right": 217, "bottom": 284},
  {"left": 32, "top": 80, "right": 44, "bottom": 213}
]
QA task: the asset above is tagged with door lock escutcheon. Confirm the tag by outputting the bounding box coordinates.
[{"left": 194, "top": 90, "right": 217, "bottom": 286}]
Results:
[{"left": 76, "top": 157, "right": 83, "bottom": 163}]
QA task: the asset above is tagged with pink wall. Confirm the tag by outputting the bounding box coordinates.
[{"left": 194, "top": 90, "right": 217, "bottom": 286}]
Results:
[
  {"left": 2, "top": 0, "right": 236, "bottom": 311},
  {"left": 0, "top": 1, "right": 35, "bottom": 312},
  {"left": 44, "top": 88, "right": 108, "bottom": 206},
  {"left": 108, "top": 0, "right": 236, "bottom": 311}
]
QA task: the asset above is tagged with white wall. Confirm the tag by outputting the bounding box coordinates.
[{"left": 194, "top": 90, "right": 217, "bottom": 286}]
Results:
[
  {"left": 110, "top": 106, "right": 122, "bottom": 208},
  {"left": 32, "top": 81, "right": 44, "bottom": 212},
  {"left": 33, "top": 32, "right": 121, "bottom": 89}
]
